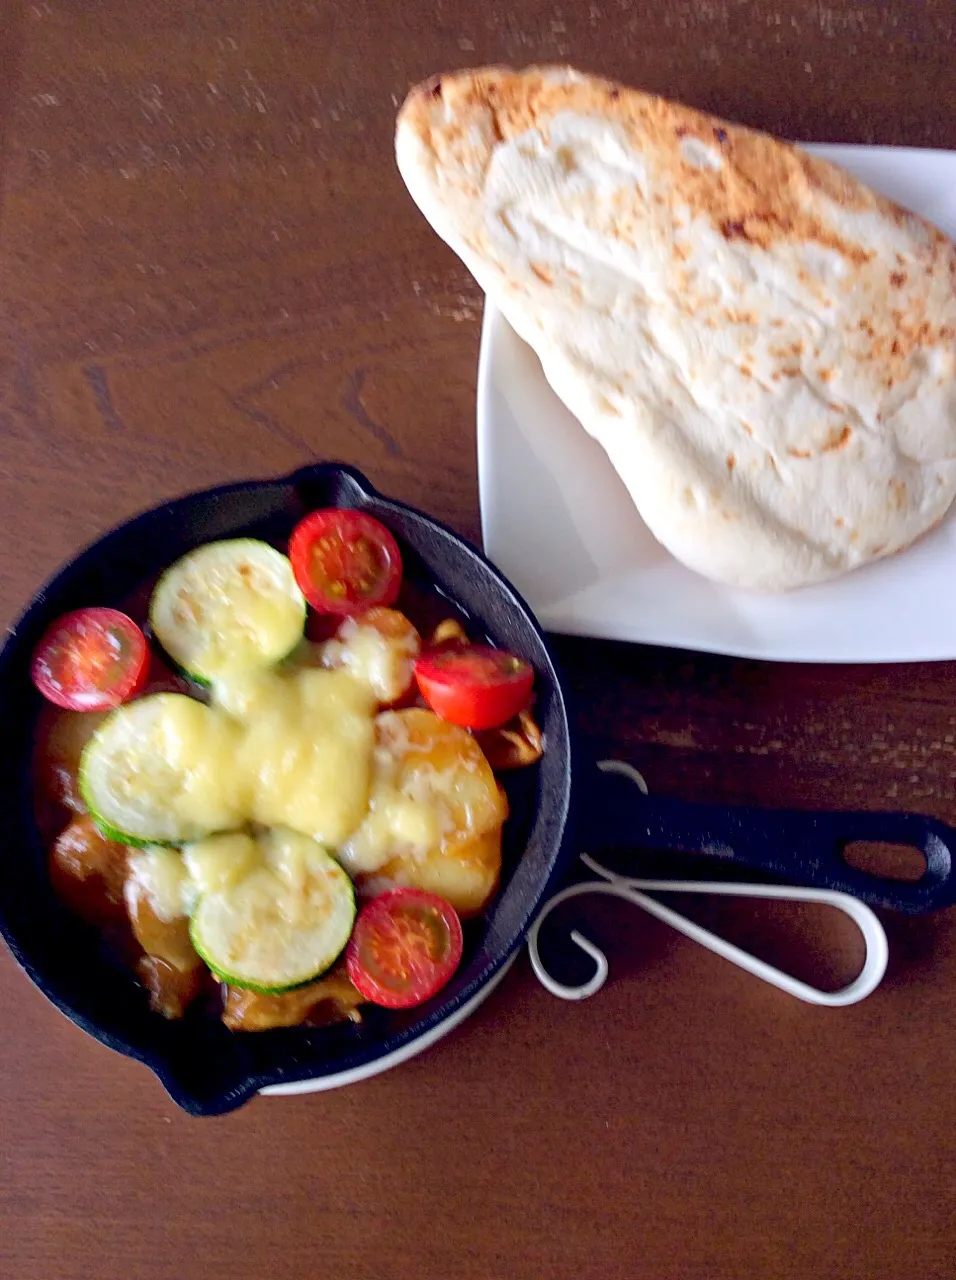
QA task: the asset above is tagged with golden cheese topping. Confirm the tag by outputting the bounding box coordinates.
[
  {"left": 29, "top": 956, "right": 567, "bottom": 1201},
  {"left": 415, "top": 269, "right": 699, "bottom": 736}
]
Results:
[
  {"left": 84, "top": 668, "right": 376, "bottom": 847},
  {"left": 182, "top": 832, "right": 261, "bottom": 897},
  {"left": 321, "top": 609, "right": 421, "bottom": 704},
  {"left": 84, "top": 617, "right": 509, "bottom": 925},
  {"left": 212, "top": 667, "right": 377, "bottom": 845},
  {"left": 339, "top": 708, "right": 508, "bottom": 877},
  {"left": 125, "top": 846, "right": 192, "bottom": 922}
]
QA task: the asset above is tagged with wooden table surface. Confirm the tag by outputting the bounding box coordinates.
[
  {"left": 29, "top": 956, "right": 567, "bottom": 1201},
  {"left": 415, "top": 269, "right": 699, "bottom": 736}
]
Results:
[{"left": 1, "top": 3, "right": 955, "bottom": 1277}]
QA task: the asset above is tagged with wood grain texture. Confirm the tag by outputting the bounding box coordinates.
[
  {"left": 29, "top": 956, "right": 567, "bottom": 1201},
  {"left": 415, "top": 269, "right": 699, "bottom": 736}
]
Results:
[{"left": 1, "top": 3, "right": 955, "bottom": 1278}]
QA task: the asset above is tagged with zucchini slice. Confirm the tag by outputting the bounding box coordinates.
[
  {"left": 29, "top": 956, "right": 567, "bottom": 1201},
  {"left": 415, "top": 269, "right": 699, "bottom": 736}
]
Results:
[
  {"left": 189, "top": 830, "right": 356, "bottom": 993},
  {"left": 79, "top": 693, "right": 245, "bottom": 845},
  {"left": 149, "top": 539, "right": 306, "bottom": 684}
]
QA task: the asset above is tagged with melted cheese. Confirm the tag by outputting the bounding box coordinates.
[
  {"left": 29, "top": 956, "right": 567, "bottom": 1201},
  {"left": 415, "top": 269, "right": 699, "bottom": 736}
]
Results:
[
  {"left": 321, "top": 613, "right": 419, "bottom": 703},
  {"left": 338, "top": 709, "right": 507, "bottom": 876},
  {"left": 126, "top": 847, "right": 192, "bottom": 921},
  {"left": 121, "top": 663, "right": 509, "bottom": 924},
  {"left": 182, "top": 833, "right": 261, "bottom": 896},
  {"left": 212, "top": 667, "right": 377, "bottom": 845}
]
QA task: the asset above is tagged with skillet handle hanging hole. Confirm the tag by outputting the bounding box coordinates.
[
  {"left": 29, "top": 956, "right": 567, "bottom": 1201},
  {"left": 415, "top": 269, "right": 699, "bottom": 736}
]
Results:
[
  {"left": 829, "top": 812, "right": 956, "bottom": 912},
  {"left": 843, "top": 840, "right": 926, "bottom": 883}
]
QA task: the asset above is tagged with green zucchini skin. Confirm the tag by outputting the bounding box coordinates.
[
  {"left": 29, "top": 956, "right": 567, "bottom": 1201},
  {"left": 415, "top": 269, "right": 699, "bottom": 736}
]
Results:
[
  {"left": 78, "top": 693, "right": 243, "bottom": 846},
  {"left": 189, "top": 840, "right": 357, "bottom": 994}
]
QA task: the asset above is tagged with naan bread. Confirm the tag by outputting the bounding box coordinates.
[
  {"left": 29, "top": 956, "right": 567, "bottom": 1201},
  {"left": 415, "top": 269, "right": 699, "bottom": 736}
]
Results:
[{"left": 396, "top": 65, "right": 956, "bottom": 590}]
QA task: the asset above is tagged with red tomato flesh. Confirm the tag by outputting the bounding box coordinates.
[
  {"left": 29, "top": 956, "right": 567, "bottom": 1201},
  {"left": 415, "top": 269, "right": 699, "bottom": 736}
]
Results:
[
  {"left": 289, "top": 509, "right": 402, "bottom": 616},
  {"left": 346, "top": 888, "right": 463, "bottom": 1009},
  {"left": 31, "top": 608, "right": 149, "bottom": 712},
  {"left": 414, "top": 644, "right": 534, "bottom": 730}
]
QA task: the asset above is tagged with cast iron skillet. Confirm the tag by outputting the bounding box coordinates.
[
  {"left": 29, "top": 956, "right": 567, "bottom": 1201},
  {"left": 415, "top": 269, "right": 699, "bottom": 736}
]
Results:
[{"left": 1, "top": 463, "right": 954, "bottom": 1116}]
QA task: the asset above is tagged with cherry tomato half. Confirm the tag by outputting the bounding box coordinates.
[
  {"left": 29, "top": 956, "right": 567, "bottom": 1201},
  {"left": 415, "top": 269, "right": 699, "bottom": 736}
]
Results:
[
  {"left": 289, "top": 509, "right": 402, "bottom": 616},
  {"left": 346, "top": 888, "right": 463, "bottom": 1009},
  {"left": 414, "top": 644, "right": 534, "bottom": 731},
  {"left": 31, "top": 608, "right": 150, "bottom": 712}
]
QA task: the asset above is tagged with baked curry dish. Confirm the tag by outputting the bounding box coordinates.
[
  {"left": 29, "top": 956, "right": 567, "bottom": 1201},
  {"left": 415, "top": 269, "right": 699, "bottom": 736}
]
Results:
[{"left": 32, "top": 510, "right": 542, "bottom": 1031}]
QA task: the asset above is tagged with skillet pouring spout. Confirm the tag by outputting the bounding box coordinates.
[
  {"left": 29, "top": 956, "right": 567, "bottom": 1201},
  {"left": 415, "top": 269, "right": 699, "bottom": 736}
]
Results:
[{"left": 581, "top": 761, "right": 956, "bottom": 914}]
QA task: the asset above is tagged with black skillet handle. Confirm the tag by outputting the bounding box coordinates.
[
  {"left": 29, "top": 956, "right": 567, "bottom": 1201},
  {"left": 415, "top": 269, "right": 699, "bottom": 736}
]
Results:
[{"left": 585, "top": 763, "right": 956, "bottom": 914}]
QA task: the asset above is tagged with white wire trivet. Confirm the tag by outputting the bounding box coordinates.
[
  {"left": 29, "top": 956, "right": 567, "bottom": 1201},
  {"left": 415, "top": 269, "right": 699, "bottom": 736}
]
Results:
[{"left": 527, "top": 761, "right": 889, "bottom": 1008}]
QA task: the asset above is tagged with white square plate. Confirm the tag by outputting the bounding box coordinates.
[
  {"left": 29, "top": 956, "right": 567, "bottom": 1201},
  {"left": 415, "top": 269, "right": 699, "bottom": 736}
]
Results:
[{"left": 478, "top": 145, "right": 956, "bottom": 662}]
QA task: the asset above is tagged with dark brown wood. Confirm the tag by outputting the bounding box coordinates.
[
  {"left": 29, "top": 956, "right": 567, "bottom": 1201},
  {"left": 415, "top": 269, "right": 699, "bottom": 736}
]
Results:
[{"left": 1, "top": 4, "right": 955, "bottom": 1277}]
